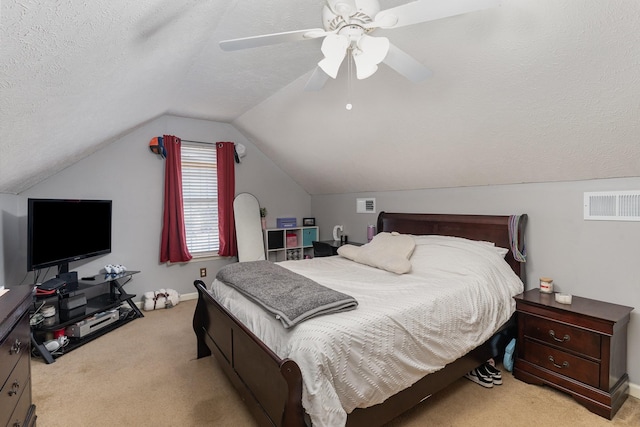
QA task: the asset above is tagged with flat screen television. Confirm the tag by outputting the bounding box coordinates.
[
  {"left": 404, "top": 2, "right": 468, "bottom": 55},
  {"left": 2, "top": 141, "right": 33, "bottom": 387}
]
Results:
[{"left": 27, "top": 198, "right": 112, "bottom": 274}]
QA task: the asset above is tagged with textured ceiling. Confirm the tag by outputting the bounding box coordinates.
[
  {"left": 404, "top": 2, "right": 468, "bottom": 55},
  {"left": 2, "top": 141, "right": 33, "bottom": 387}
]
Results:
[{"left": 1, "top": 0, "right": 639, "bottom": 195}]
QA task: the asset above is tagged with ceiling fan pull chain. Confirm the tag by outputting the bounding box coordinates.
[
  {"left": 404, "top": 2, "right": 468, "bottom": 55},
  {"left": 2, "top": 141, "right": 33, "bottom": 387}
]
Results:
[{"left": 346, "top": 50, "right": 353, "bottom": 110}]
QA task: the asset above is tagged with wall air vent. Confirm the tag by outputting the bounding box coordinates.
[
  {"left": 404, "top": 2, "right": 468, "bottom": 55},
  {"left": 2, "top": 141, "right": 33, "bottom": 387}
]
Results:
[
  {"left": 584, "top": 191, "right": 640, "bottom": 221},
  {"left": 356, "top": 198, "right": 376, "bottom": 214}
]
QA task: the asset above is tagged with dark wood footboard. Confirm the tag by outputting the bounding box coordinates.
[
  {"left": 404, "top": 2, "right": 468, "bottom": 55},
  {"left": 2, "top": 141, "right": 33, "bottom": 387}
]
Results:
[{"left": 193, "top": 280, "right": 306, "bottom": 427}]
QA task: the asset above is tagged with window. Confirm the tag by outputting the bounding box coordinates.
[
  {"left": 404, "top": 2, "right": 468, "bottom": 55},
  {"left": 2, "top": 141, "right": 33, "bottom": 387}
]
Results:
[{"left": 181, "top": 142, "right": 219, "bottom": 257}]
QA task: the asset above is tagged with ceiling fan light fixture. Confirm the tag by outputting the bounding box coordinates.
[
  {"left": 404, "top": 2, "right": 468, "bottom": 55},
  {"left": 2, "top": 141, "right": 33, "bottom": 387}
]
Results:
[
  {"left": 353, "top": 59, "right": 378, "bottom": 79},
  {"left": 318, "top": 34, "right": 350, "bottom": 78},
  {"left": 318, "top": 57, "right": 343, "bottom": 79},
  {"left": 352, "top": 34, "right": 389, "bottom": 79}
]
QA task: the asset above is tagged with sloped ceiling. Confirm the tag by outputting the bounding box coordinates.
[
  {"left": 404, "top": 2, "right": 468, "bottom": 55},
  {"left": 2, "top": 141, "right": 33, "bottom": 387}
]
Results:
[{"left": 1, "top": 0, "right": 639, "bottom": 195}]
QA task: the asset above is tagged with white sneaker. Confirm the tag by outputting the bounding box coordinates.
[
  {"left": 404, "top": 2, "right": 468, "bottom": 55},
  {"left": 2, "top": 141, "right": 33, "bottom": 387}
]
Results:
[
  {"left": 464, "top": 368, "right": 494, "bottom": 388},
  {"left": 480, "top": 363, "right": 502, "bottom": 385}
]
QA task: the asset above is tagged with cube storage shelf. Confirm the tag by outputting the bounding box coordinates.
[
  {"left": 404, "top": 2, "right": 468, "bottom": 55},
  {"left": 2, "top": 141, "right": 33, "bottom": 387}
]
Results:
[{"left": 264, "top": 226, "right": 318, "bottom": 261}]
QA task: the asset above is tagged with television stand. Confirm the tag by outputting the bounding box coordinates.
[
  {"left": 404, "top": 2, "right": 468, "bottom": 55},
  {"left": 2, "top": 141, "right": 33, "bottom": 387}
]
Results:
[{"left": 31, "top": 270, "right": 143, "bottom": 364}]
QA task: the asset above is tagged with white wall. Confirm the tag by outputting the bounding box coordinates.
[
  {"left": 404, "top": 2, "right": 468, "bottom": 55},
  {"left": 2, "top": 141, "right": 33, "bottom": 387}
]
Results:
[
  {"left": 12, "top": 115, "right": 311, "bottom": 298},
  {"left": 312, "top": 177, "right": 640, "bottom": 385},
  {"left": 0, "top": 193, "right": 20, "bottom": 288}
]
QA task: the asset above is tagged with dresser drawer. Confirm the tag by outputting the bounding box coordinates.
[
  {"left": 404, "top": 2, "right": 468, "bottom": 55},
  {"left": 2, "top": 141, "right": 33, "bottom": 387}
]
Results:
[
  {"left": 0, "top": 315, "right": 29, "bottom": 386},
  {"left": 6, "top": 378, "right": 33, "bottom": 427},
  {"left": 523, "top": 314, "right": 601, "bottom": 359},
  {"left": 523, "top": 339, "right": 600, "bottom": 388},
  {"left": 0, "top": 350, "right": 31, "bottom": 427}
]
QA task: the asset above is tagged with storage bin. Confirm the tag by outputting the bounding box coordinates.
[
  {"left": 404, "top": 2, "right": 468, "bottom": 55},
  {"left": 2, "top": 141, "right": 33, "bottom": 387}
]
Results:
[
  {"left": 267, "top": 230, "right": 284, "bottom": 249},
  {"left": 286, "top": 233, "right": 297, "bottom": 247},
  {"left": 302, "top": 228, "right": 317, "bottom": 246}
]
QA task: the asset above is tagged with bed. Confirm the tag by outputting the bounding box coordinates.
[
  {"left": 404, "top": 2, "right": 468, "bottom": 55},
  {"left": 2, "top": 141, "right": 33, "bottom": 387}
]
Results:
[{"left": 192, "top": 212, "right": 527, "bottom": 426}]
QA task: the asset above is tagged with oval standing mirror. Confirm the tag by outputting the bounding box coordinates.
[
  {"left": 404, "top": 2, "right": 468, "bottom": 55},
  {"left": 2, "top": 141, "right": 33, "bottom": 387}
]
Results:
[{"left": 233, "top": 193, "right": 266, "bottom": 262}]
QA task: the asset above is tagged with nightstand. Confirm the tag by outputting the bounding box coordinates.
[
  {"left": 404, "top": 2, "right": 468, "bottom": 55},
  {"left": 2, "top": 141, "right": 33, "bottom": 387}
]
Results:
[
  {"left": 313, "top": 240, "right": 364, "bottom": 257},
  {"left": 513, "top": 289, "right": 633, "bottom": 419}
]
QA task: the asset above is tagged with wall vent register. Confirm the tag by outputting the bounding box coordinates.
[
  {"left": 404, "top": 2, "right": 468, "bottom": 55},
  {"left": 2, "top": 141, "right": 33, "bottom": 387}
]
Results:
[
  {"left": 356, "top": 198, "right": 376, "bottom": 214},
  {"left": 584, "top": 190, "right": 640, "bottom": 221}
]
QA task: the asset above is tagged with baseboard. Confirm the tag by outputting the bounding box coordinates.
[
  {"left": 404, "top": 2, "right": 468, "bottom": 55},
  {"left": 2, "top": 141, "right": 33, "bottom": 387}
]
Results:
[
  {"left": 179, "top": 292, "right": 199, "bottom": 301},
  {"left": 630, "top": 382, "right": 640, "bottom": 399}
]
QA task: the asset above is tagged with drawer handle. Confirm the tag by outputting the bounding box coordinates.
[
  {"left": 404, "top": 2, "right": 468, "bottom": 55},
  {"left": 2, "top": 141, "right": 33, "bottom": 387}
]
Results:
[
  {"left": 10, "top": 338, "right": 22, "bottom": 355},
  {"left": 549, "top": 330, "right": 570, "bottom": 343},
  {"left": 548, "top": 356, "right": 569, "bottom": 369},
  {"left": 8, "top": 380, "right": 20, "bottom": 396}
]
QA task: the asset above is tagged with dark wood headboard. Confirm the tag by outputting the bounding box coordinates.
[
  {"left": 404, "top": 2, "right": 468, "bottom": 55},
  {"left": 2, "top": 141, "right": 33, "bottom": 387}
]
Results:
[{"left": 377, "top": 212, "right": 527, "bottom": 280}]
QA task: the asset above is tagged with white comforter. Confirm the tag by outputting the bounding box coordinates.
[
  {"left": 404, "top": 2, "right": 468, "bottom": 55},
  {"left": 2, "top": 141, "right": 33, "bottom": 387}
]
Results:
[{"left": 210, "top": 235, "right": 524, "bottom": 427}]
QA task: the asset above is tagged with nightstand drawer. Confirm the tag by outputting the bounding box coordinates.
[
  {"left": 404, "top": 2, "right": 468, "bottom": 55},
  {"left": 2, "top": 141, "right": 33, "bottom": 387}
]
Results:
[
  {"left": 524, "top": 338, "right": 600, "bottom": 388},
  {"left": 523, "top": 314, "right": 601, "bottom": 359}
]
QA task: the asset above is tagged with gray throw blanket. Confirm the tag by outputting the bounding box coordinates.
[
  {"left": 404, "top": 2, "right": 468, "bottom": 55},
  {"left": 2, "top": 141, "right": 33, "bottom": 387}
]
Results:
[{"left": 215, "top": 260, "right": 358, "bottom": 328}]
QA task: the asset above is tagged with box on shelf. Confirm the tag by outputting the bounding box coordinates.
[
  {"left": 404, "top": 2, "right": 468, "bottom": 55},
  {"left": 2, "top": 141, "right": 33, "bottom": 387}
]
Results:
[
  {"left": 302, "top": 228, "right": 318, "bottom": 246},
  {"left": 286, "top": 249, "right": 301, "bottom": 260},
  {"left": 286, "top": 233, "right": 297, "bottom": 247},
  {"left": 277, "top": 217, "right": 297, "bottom": 228},
  {"left": 267, "top": 231, "right": 284, "bottom": 249}
]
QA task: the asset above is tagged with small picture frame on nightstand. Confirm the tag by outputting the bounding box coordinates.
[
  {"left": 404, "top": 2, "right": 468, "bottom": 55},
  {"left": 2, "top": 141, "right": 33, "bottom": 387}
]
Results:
[{"left": 303, "top": 217, "right": 315, "bottom": 226}]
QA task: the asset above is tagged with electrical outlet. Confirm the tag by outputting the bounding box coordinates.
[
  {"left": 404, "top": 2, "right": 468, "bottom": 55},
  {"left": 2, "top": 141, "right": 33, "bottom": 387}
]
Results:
[{"left": 199, "top": 268, "right": 207, "bottom": 277}]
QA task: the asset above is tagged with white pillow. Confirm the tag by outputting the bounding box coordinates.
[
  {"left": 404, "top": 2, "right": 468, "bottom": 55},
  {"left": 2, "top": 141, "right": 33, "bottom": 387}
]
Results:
[
  {"left": 411, "top": 235, "right": 509, "bottom": 258},
  {"left": 337, "top": 232, "right": 416, "bottom": 274}
]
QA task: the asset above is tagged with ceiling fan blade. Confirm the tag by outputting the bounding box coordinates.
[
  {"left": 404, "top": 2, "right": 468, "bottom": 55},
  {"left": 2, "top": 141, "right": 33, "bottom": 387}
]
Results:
[
  {"left": 370, "top": 0, "right": 501, "bottom": 29},
  {"left": 219, "top": 28, "right": 328, "bottom": 51},
  {"left": 304, "top": 67, "right": 331, "bottom": 91},
  {"left": 382, "top": 43, "right": 433, "bottom": 82}
]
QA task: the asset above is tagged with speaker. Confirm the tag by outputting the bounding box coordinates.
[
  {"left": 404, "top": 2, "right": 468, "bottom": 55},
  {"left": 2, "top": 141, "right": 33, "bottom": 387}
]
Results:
[
  {"left": 60, "top": 293, "right": 87, "bottom": 311},
  {"left": 59, "top": 293, "right": 87, "bottom": 321}
]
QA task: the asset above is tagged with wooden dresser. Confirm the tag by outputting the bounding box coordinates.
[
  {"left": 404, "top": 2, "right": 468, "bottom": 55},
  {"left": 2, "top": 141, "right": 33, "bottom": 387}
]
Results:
[
  {"left": 1, "top": 285, "right": 37, "bottom": 427},
  {"left": 513, "top": 289, "right": 633, "bottom": 419}
]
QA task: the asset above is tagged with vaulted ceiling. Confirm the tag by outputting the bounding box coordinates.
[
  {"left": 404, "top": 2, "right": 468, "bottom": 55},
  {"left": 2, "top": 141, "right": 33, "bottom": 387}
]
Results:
[{"left": 1, "top": 0, "right": 639, "bottom": 195}]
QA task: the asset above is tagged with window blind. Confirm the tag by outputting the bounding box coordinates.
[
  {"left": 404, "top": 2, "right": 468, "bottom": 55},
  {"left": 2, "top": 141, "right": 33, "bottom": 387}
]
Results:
[{"left": 181, "top": 142, "right": 219, "bottom": 256}]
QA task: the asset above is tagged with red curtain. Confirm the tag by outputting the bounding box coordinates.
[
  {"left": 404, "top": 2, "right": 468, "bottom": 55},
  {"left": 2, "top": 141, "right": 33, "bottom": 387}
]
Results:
[
  {"left": 160, "top": 135, "right": 192, "bottom": 263},
  {"left": 217, "top": 141, "right": 237, "bottom": 257}
]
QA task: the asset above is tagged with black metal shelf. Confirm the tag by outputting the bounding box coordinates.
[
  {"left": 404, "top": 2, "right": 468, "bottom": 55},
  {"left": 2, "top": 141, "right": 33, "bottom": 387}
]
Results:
[{"left": 31, "top": 270, "right": 143, "bottom": 363}]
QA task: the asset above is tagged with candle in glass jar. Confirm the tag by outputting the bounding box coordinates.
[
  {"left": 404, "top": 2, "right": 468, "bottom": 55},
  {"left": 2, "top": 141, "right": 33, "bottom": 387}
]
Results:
[{"left": 540, "top": 277, "right": 553, "bottom": 293}]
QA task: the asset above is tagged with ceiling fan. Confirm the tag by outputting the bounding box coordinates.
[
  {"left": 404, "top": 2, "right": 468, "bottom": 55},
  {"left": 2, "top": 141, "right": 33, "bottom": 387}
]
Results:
[{"left": 220, "top": 0, "right": 501, "bottom": 91}]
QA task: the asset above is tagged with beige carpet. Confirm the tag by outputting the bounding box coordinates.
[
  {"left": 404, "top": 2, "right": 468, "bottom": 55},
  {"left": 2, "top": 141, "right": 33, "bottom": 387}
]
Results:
[{"left": 32, "top": 299, "right": 640, "bottom": 426}]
